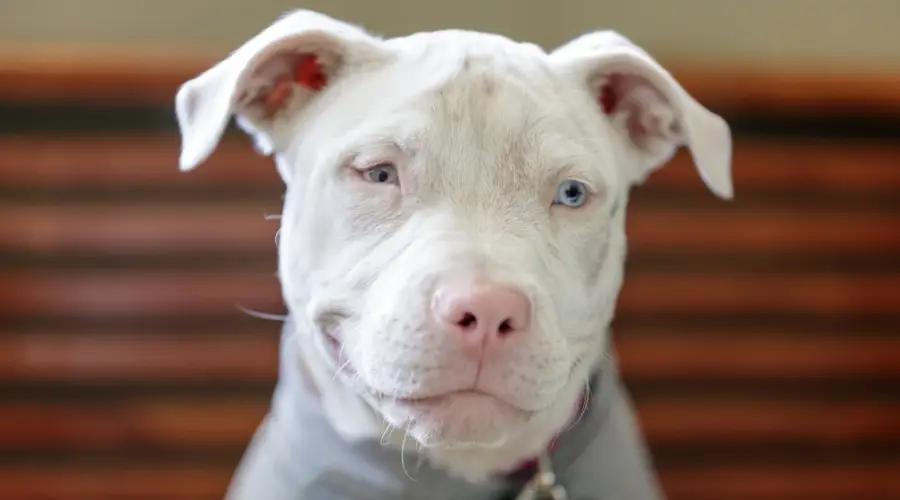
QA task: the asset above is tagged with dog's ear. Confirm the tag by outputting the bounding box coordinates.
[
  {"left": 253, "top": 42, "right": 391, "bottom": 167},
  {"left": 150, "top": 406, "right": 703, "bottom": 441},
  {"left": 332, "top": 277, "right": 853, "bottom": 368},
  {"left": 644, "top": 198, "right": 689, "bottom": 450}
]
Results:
[
  {"left": 550, "top": 31, "right": 733, "bottom": 199},
  {"left": 175, "top": 10, "right": 389, "bottom": 176}
]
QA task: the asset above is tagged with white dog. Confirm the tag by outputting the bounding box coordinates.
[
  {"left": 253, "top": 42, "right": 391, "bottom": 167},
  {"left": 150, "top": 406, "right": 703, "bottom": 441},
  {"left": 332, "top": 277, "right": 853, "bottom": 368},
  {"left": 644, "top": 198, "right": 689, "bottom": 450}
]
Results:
[{"left": 175, "top": 9, "right": 732, "bottom": 499}]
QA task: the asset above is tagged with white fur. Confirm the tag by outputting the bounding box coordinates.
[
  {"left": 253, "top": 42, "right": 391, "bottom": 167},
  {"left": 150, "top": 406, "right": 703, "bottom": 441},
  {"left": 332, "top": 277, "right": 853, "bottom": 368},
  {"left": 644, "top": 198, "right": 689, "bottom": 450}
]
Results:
[{"left": 175, "top": 10, "right": 732, "bottom": 484}]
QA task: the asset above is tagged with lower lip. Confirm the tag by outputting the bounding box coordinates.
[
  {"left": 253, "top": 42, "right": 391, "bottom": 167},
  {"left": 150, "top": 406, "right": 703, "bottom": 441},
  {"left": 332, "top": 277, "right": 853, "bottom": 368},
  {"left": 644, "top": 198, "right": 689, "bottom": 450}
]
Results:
[{"left": 393, "top": 389, "right": 491, "bottom": 407}]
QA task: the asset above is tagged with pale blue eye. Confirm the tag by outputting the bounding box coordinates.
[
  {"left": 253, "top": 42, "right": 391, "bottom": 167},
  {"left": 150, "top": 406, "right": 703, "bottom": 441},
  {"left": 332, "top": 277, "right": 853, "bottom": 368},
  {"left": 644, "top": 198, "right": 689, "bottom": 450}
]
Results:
[
  {"left": 363, "top": 164, "right": 399, "bottom": 184},
  {"left": 553, "top": 180, "right": 589, "bottom": 207}
]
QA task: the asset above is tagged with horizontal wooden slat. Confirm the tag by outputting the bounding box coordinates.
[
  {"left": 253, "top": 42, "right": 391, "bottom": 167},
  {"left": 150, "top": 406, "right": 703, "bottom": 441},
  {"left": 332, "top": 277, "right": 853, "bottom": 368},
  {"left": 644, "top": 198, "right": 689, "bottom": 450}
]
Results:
[
  {"left": 3, "top": 330, "right": 899, "bottom": 385},
  {"left": 3, "top": 201, "right": 898, "bottom": 256},
  {"left": 2, "top": 271, "right": 897, "bottom": 319},
  {"left": 626, "top": 211, "right": 900, "bottom": 254},
  {"left": 617, "top": 335, "right": 900, "bottom": 381},
  {"left": 0, "top": 136, "right": 277, "bottom": 190},
  {"left": 619, "top": 273, "right": 900, "bottom": 315},
  {"left": 0, "top": 332, "right": 279, "bottom": 383},
  {"left": 2, "top": 396, "right": 896, "bottom": 453},
  {"left": 2, "top": 49, "right": 900, "bottom": 115},
  {"left": 0, "top": 48, "right": 217, "bottom": 107},
  {"left": 659, "top": 465, "right": 900, "bottom": 500},
  {"left": 0, "top": 399, "right": 265, "bottom": 452},
  {"left": 650, "top": 142, "right": 900, "bottom": 194},
  {"left": 1, "top": 137, "right": 900, "bottom": 193},
  {"left": 638, "top": 399, "right": 900, "bottom": 445},
  {"left": 0, "top": 202, "right": 279, "bottom": 255},
  {"left": 0, "top": 466, "right": 232, "bottom": 500},
  {"left": 0, "top": 271, "right": 283, "bottom": 319},
  {"left": 2, "top": 463, "right": 896, "bottom": 500}
]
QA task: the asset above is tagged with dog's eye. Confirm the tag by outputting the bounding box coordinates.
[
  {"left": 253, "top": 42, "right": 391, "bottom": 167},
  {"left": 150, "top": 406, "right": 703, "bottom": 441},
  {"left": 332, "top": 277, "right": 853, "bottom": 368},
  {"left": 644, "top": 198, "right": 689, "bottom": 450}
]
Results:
[
  {"left": 362, "top": 163, "right": 399, "bottom": 185},
  {"left": 553, "top": 180, "right": 589, "bottom": 208}
]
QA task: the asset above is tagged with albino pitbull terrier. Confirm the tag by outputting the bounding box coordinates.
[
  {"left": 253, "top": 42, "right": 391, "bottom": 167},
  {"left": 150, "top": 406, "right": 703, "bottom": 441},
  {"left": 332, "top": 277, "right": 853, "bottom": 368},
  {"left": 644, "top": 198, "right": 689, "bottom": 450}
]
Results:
[{"left": 175, "top": 9, "right": 732, "bottom": 500}]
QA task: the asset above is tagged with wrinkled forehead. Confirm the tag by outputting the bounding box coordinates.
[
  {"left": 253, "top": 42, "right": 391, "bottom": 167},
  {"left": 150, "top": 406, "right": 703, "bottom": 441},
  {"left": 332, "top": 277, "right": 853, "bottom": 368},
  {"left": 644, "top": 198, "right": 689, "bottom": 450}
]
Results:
[{"left": 375, "top": 33, "right": 609, "bottom": 194}]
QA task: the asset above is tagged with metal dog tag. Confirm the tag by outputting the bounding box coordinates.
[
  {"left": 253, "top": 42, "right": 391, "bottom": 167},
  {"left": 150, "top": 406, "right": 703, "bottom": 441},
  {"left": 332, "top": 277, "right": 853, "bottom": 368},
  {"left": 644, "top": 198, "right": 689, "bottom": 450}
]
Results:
[{"left": 514, "top": 454, "right": 568, "bottom": 500}]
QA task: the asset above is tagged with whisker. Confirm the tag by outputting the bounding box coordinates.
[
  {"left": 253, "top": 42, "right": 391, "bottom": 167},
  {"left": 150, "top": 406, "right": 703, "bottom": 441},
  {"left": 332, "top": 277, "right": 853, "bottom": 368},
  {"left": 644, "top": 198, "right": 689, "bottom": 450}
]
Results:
[
  {"left": 332, "top": 358, "right": 352, "bottom": 380},
  {"left": 400, "top": 429, "right": 418, "bottom": 482},
  {"left": 566, "top": 376, "right": 592, "bottom": 432},
  {"left": 235, "top": 304, "right": 288, "bottom": 322},
  {"left": 264, "top": 213, "right": 282, "bottom": 220},
  {"left": 565, "top": 349, "right": 609, "bottom": 432},
  {"left": 380, "top": 421, "right": 395, "bottom": 446}
]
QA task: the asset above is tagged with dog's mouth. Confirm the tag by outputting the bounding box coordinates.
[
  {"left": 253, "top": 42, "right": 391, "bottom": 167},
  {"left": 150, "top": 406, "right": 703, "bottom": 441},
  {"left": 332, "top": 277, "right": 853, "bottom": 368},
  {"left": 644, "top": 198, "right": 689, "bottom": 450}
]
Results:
[
  {"left": 392, "top": 388, "right": 488, "bottom": 404},
  {"left": 386, "top": 389, "right": 527, "bottom": 418},
  {"left": 318, "top": 329, "right": 531, "bottom": 412}
]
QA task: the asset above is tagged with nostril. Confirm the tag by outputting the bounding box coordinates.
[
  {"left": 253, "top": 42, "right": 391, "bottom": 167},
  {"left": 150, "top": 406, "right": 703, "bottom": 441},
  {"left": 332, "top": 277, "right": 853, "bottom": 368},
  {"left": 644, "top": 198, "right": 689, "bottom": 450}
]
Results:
[
  {"left": 498, "top": 319, "right": 514, "bottom": 337},
  {"left": 457, "top": 312, "right": 477, "bottom": 330}
]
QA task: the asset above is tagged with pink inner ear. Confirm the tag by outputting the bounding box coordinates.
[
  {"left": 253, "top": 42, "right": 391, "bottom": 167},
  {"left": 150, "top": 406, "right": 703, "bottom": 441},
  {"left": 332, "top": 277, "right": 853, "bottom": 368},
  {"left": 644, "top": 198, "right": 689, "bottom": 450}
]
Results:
[
  {"left": 597, "top": 72, "right": 676, "bottom": 144},
  {"left": 259, "top": 54, "right": 328, "bottom": 116},
  {"left": 598, "top": 73, "right": 623, "bottom": 114},
  {"left": 294, "top": 54, "right": 328, "bottom": 91}
]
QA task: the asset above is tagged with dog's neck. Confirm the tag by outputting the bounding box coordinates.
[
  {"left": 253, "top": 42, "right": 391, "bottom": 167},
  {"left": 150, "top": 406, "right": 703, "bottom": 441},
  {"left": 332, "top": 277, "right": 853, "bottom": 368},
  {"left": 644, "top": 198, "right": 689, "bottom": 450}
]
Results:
[{"left": 288, "top": 323, "right": 600, "bottom": 483}]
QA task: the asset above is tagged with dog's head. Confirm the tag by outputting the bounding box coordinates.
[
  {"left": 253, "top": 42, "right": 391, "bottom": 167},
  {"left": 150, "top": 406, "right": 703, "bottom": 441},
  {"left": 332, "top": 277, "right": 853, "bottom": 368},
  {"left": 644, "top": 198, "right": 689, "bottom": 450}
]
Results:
[{"left": 176, "top": 10, "right": 731, "bottom": 476}]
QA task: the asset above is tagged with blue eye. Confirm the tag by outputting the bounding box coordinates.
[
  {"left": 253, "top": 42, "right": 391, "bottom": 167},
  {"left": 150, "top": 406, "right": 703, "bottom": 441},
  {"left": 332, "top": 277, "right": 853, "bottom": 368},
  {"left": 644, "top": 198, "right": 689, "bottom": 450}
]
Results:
[
  {"left": 553, "top": 180, "right": 589, "bottom": 207},
  {"left": 363, "top": 163, "right": 399, "bottom": 185}
]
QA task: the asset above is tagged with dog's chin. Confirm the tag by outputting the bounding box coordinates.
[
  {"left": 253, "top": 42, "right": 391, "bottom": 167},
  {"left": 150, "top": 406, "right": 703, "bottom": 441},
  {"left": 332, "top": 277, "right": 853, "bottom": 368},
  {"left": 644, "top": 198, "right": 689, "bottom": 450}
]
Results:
[{"left": 377, "top": 391, "right": 530, "bottom": 450}]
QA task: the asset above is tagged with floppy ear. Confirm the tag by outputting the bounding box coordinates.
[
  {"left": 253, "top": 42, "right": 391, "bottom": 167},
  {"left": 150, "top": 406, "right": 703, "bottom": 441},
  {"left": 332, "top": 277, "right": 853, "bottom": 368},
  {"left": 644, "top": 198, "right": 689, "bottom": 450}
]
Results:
[
  {"left": 175, "top": 10, "right": 389, "bottom": 179},
  {"left": 550, "top": 31, "right": 733, "bottom": 199}
]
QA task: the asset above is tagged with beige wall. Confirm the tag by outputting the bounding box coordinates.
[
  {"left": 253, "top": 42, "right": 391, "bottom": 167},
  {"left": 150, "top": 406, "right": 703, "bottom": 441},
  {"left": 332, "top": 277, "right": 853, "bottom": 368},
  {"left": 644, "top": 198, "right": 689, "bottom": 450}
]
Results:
[{"left": 1, "top": 0, "right": 899, "bottom": 71}]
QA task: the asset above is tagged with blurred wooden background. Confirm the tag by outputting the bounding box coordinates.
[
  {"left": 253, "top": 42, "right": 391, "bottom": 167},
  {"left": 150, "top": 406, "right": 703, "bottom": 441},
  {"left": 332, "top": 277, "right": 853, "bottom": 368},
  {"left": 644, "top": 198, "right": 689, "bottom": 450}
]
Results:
[{"left": 0, "top": 53, "right": 899, "bottom": 500}]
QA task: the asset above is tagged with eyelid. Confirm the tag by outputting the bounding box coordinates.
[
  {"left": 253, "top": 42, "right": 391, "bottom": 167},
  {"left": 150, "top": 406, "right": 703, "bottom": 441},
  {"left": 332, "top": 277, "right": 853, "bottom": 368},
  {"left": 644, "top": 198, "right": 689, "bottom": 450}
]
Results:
[
  {"left": 553, "top": 163, "right": 599, "bottom": 191},
  {"left": 353, "top": 160, "right": 396, "bottom": 172},
  {"left": 343, "top": 141, "right": 404, "bottom": 170},
  {"left": 560, "top": 177, "right": 597, "bottom": 195}
]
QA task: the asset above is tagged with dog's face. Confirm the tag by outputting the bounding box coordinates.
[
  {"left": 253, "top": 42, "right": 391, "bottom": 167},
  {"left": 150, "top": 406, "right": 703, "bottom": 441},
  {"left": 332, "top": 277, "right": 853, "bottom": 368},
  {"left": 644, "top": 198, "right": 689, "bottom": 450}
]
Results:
[
  {"left": 176, "top": 10, "right": 731, "bottom": 471},
  {"left": 280, "top": 37, "right": 628, "bottom": 450}
]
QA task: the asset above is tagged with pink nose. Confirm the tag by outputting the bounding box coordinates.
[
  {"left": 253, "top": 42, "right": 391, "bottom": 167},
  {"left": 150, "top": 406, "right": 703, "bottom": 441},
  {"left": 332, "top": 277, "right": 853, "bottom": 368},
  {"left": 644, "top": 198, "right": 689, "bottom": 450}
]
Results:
[{"left": 432, "top": 280, "right": 531, "bottom": 355}]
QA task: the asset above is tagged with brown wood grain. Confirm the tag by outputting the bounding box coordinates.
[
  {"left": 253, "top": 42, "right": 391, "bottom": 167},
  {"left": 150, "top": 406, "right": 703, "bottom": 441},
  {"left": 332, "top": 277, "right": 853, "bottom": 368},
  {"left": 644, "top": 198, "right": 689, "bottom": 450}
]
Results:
[
  {"left": 0, "top": 466, "right": 233, "bottom": 500},
  {"left": 0, "top": 48, "right": 213, "bottom": 106},
  {"left": 4, "top": 200, "right": 898, "bottom": 256},
  {"left": 616, "top": 334, "right": 900, "bottom": 381},
  {"left": 0, "top": 399, "right": 266, "bottom": 452},
  {"left": 2, "top": 271, "right": 898, "bottom": 319},
  {"left": 625, "top": 210, "right": 900, "bottom": 255},
  {"left": 651, "top": 142, "right": 900, "bottom": 193},
  {"left": 2, "top": 49, "right": 899, "bottom": 114},
  {"left": 660, "top": 464, "right": 900, "bottom": 500},
  {"left": 617, "top": 273, "right": 900, "bottom": 315},
  {"left": 1, "top": 463, "right": 896, "bottom": 500},
  {"left": 2, "top": 137, "right": 900, "bottom": 194},
  {"left": 0, "top": 270, "right": 284, "bottom": 319},
  {"left": 0, "top": 202, "right": 281, "bottom": 255},
  {"left": 638, "top": 399, "right": 900, "bottom": 445},
  {"left": 0, "top": 135, "right": 278, "bottom": 190},
  {"left": 0, "top": 331, "right": 280, "bottom": 383},
  {"left": 3, "top": 330, "right": 899, "bottom": 384}
]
